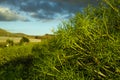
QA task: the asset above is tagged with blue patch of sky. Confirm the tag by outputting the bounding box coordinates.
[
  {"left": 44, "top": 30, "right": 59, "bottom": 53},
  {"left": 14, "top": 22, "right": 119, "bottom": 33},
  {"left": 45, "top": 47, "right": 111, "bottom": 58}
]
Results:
[{"left": 0, "top": 20, "right": 61, "bottom": 35}]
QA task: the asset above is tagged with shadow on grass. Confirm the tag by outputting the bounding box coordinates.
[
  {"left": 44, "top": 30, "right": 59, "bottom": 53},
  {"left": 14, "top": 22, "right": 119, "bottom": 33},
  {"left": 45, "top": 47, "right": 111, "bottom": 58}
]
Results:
[{"left": 0, "top": 55, "right": 34, "bottom": 80}]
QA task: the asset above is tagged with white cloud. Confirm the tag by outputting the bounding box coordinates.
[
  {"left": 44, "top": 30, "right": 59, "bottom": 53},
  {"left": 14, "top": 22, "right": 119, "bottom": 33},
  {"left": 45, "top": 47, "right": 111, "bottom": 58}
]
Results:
[{"left": 0, "top": 7, "right": 27, "bottom": 21}]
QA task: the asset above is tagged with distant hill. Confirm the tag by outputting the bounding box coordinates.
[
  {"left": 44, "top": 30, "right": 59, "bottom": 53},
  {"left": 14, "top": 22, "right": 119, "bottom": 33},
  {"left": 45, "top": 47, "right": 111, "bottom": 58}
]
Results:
[
  {"left": 0, "top": 28, "right": 29, "bottom": 37},
  {"left": 0, "top": 28, "right": 11, "bottom": 36},
  {"left": 0, "top": 28, "right": 54, "bottom": 39},
  {"left": 34, "top": 34, "right": 54, "bottom": 39}
]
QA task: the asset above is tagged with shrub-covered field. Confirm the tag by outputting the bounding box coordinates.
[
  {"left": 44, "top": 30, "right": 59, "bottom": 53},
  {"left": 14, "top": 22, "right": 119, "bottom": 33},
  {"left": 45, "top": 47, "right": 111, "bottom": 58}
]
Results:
[{"left": 0, "top": 0, "right": 120, "bottom": 79}]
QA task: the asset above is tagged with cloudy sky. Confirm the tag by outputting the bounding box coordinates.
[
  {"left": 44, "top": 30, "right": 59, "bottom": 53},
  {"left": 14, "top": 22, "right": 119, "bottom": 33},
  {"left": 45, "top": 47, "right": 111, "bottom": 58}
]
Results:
[{"left": 0, "top": 0, "right": 100, "bottom": 35}]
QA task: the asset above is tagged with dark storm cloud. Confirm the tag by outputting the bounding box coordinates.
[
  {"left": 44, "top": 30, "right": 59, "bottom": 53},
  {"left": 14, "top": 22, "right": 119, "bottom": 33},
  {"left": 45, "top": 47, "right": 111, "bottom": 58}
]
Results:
[
  {"left": 0, "top": 7, "right": 28, "bottom": 21},
  {"left": 0, "top": 0, "right": 100, "bottom": 21},
  {"left": 51, "top": 0, "right": 99, "bottom": 6},
  {"left": 30, "top": 11, "right": 55, "bottom": 20}
]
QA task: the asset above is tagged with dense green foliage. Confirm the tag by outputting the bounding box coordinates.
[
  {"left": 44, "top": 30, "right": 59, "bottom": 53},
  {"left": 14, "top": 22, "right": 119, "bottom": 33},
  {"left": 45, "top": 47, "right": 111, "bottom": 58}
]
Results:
[{"left": 0, "top": 0, "right": 120, "bottom": 79}]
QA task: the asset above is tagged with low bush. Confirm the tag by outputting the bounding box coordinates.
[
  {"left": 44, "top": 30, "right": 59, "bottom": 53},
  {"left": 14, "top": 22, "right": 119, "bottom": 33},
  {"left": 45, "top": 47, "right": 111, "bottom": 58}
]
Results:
[
  {"left": 6, "top": 39, "right": 14, "bottom": 46},
  {"left": 20, "top": 37, "right": 30, "bottom": 45}
]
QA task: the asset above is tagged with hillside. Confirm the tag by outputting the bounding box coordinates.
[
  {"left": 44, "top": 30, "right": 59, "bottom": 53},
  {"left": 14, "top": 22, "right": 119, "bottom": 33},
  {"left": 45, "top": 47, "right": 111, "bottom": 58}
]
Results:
[
  {"left": 0, "top": 28, "right": 29, "bottom": 37},
  {"left": 0, "top": 28, "right": 54, "bottom": 38},
  {"left": 0, "top": 28, "right": 42, "bottom": 43},
  {"left": 0, "top": 28, "right": 11, "bottom": 36},
  {"left": 0, "top": 28, "right": 54, "bottom": 43}
]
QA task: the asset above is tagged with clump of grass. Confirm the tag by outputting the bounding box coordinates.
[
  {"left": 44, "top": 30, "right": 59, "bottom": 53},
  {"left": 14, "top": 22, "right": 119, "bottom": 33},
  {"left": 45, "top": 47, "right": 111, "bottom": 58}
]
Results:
[{"left": 32, "top": 0, "right": 120, "bottom": 79}]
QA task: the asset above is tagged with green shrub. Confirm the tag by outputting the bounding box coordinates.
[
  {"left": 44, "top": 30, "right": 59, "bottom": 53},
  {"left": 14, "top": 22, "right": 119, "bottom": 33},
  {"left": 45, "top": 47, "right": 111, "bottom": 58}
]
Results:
[
  {"left": 20, "top": 37, "right": 30, "bottom": 44},
  {"left": 6, "top": 39, "right": 14, "bottom": 46}
]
